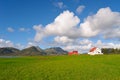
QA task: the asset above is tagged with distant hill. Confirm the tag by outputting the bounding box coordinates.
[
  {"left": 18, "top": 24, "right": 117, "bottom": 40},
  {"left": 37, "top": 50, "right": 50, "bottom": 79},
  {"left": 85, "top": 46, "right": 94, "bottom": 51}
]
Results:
[
  {"left": 45, "top": 47, "right": 68, "bottom": 55},
  {"left": 20, "top": 46, "right": 46, "bottom": 56},
  {"left": 0, "top": 46, "right": 68, "bottom": 56},
  {"left": 0, "top": 47, "right": 20, "bottom": 56}
]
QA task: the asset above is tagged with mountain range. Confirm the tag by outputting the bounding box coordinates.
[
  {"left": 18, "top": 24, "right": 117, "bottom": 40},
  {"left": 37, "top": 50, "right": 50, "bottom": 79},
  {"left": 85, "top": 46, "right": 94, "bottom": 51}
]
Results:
[{"left": 0, "top": 46, "right": 68, "bottom": 56}]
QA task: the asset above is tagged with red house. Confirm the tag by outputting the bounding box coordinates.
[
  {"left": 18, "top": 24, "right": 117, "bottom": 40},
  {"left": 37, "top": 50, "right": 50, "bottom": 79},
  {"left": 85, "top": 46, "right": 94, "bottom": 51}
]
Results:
[{"left": 68, "top": 51, "right": 78, "bottom": 55}]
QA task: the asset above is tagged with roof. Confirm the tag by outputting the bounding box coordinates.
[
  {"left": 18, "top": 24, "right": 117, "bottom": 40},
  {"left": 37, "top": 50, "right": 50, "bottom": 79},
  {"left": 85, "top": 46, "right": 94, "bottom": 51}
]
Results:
[
  {"left": 68, "top": 51, "right": 78, "bottom": 55},
  {"left": 89, "top": 47, "right": 97, "bottom": 52}
]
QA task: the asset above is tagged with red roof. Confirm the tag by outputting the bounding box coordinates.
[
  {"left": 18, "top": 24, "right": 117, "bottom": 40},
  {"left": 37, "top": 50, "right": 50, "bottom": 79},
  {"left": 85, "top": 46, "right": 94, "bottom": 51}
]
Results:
[
  {"left": 89, "top": 47, "right": 97, "bottom": 52},
  {"left": 68, "top": 51, "right": 78, "bottom": 55}
]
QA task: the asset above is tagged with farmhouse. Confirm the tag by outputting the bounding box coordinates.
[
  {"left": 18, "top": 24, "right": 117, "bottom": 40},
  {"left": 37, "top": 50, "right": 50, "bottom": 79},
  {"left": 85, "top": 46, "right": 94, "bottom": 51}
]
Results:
[
  {"left": 88, "top": 47, "right": 103, "bottom": 55},
  {"left": 68, "top": 51, "right": 78, "bottom": 55}
]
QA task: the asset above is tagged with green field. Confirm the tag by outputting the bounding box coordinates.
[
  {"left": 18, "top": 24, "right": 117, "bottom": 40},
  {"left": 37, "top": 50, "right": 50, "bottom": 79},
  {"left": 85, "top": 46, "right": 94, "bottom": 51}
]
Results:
[{"left": 0, "top": 55, "right": 120, "bottom": 80}]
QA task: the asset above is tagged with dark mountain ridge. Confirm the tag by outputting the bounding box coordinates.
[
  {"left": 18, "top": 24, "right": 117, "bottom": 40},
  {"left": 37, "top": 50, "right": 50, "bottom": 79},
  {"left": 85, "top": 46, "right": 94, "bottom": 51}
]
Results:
[
  {"left": 0, "top": 47, "right": 20, "bottom": 56},
  {"left": 0, "top": 46, "right": 68, "bottom": 56},
  {"left": 20, "top": 46, "right": 46, "bottom": 56},
  {"left": 45, "top": 47, "right": 68, "bottom": 55}
]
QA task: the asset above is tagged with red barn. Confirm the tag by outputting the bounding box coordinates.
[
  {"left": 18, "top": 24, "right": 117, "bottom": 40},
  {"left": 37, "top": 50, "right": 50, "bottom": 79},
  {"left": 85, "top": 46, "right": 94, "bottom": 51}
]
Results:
[{"left": 68, "top": 51, "right": 78, "bottom": 55}]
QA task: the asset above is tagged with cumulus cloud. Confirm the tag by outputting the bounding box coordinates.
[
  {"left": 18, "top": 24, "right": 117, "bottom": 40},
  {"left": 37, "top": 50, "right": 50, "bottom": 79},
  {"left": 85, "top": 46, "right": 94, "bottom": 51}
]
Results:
[
  {"left": 33, "top": 24, "right": 46, "bottom": 41},
  {"left": 0, "top": 39, "right": 14, "bottom": 47},
  {"left": 95, "top": 40, "right": 120, "bottom": 49},
  {"left": 58, "top": 39, "right": 92, "bottom": 52},
  {"left": 62, "top": 39, "right": 92, "bottom": 53},
  {"left": 7, "top": 27, "right": 14, "bottom": 32},
  {"left": 79, "top": 7, "right": 120, "bottom": 38},
  {"left": 33, "top": 7, "right": 120, "bottom": 52},
  {"left": 54, "top": 36, "right": 74, "bottom": 44},
  {"left": 0, "top": 39, "right": 25, "bottom": 49},
  {"left": 0, "top": 39, "right": 37, "bottom": 50},
  {"left": 103, "top": 28, "right": 120, "bottom": 38},
  {"left": 79, "top": 39, "right": 93, "bottom": 45},
  {"left": 34, "top": 10, "right": 80, "bottom": 42},
  {"left": 45, "top": 10, "right": 80, "bottom": 37},
  {"left": 34, "top": 7, "right": 120, "bottom": 42},
  {"left": 54, "top": 2, "right": 66, "bottom": 9},
  {"left": 76, "top": 5, "right": 85, "bottom": 14}
]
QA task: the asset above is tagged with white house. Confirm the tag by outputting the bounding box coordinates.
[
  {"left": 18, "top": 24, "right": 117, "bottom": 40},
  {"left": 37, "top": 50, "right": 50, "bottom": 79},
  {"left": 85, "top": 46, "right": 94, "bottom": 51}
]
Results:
[{"left": 88, "top": 47, "right": 103, "bottom": 55}]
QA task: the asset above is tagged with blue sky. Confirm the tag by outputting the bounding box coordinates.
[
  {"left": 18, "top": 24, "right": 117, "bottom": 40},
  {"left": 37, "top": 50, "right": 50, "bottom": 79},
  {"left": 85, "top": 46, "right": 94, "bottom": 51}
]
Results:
[{"left": 0, "top": 0, "right": 120, "bottom": 52}]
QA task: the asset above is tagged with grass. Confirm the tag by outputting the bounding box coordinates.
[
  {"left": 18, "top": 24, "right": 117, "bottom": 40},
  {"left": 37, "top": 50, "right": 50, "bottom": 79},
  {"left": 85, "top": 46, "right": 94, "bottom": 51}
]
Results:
[{"left": 0, "top": 55, "right": 120, "bottom": 80}]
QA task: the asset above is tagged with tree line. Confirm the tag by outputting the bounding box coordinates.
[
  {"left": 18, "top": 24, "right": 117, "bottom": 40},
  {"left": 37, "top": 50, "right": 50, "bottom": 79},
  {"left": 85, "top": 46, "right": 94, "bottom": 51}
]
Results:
[{"left": 102, "top": 48, "right": 120, "bottom": 54}]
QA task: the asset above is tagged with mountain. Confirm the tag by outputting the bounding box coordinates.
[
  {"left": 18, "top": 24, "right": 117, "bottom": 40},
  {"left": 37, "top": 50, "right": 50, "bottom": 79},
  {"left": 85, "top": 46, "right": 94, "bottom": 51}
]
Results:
[
  {"left": 0, "top": 47, "right": 20, "bottom": 56},
  {"left": 44, "top": 47, "right": 68, "bottom": 55},
  {"left": 0, "top": 46, "right": 68, "bottom": 56},
  {"left": 20, "top": 46, "right": 46, "bottom": 56}
]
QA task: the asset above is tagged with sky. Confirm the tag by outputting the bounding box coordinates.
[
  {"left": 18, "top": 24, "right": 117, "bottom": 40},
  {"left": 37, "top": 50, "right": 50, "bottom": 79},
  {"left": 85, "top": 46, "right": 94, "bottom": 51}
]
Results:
[{"left": 0, "top": 0, "right": 120, "bottom": 53}]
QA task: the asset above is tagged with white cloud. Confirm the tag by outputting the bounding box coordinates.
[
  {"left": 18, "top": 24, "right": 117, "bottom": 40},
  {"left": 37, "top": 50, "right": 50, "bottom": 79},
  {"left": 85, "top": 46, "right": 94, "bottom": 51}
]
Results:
[
  {"left": 79, "top": 7, "right": 120, "bottom": 38},
  {"left": 7, "top": 27, "right": 14, "bottom": 32},
  {"left": 15, "top": 43, "right": 25, "bottom": 50},
  {"left": 54, "top": 36, "right": 73, "bottom": 44},
  {"left": 33, "top": 7, "right": 120, "bottom": 53},
  {"left": 63, "top": 39, "right": 120, "bottom": 53},
  {"left": 0, "top": 39, "right": 25, "bottom": 49},
  {"left": 54, "top": 2, "right": 66, "bottom": 9},
  {"left": 0, "top": 39, "right": 14, "bottom": 47},
  {"left": 79, "top": 39, "right": 93, "bottom": 45},
  {"left": 45, "top": 10, "right": 80, "bottom": 37},
  {"left": 19, "top": 28, "right": 26, "bottom": 32},
  {"left": 19, "top": 28, "right": 30, "bottom": 32},
  {"left": 63, "top": 43, "right": 92, "bottom": 53},
  {"left": 19, "top": 28, "right": 25, "bottom": 31},
  {"left": 62, "top": 39, "right": 92, "bottom": 53},
  {"left": 76, "top": 5, "right": 85, "bottom": 14},
  {"left": 103, "top": 28, "right": 120, "bottom": 38},
  {"left": 33, "top": 24, "right": 46, "bottom": 42},
  {"left": 34, "top": 10, "right": 80, "bottom": 42},
  {"left": 26, "top": 42, "right": 38, "bottom": 48},
  {"left": 95, "top": 40, "right": 120, "bottom": 49},
  {"left": 34, "top": 7, "right": 120, "bottom": 42}
]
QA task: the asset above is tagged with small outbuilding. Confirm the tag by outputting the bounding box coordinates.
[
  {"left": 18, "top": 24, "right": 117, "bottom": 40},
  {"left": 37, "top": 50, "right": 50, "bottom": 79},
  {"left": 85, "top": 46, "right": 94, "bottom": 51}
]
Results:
[
  {"left": 88, "top": 47, "right": 103, "bottom": 55},
  {"left": 68, "top": 51, "right": 78, "bottom": 55}
]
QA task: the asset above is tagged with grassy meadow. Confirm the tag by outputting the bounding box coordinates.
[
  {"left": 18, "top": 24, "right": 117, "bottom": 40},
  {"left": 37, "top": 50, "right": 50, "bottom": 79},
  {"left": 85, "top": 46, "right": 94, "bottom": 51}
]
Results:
[{"left": 0, "top": 55, "right": 120, "bottom": 80}]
